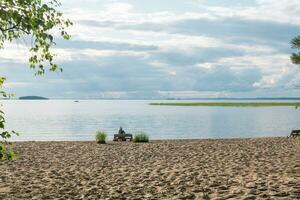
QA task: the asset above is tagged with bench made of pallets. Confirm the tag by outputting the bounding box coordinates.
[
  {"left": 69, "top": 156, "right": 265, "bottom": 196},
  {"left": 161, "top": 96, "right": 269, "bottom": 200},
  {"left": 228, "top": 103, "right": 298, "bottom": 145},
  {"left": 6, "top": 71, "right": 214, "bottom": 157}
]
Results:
[
  {"left": 290, "top": 130, "right": 300, "bottom": 137},
  {"left": 113, "top": 133, "right": 133, "bottom": 141}
]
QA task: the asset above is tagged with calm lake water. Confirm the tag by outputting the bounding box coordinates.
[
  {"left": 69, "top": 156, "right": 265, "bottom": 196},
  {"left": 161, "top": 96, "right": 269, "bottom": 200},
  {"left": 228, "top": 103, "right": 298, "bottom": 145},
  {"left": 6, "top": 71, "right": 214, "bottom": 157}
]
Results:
[{"left": 2, "top": 100, "right": 300, "bottom": 141}]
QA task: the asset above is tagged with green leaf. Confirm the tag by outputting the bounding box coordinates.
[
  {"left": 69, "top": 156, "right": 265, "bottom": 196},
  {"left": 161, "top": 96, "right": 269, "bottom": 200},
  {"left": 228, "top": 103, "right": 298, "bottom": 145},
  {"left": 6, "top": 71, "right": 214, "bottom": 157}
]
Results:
[
  {"left": 0, "top": 143, "right": 6, "bottom": 152},
  {"left": 291, "top": 35, "right": 300, "bottom": 66},
  {"left": 0, "top": 152, "right": 4, "bottom": 161},
  {"left": 7, "top": 150, "right": 16, "bottom": 160}
]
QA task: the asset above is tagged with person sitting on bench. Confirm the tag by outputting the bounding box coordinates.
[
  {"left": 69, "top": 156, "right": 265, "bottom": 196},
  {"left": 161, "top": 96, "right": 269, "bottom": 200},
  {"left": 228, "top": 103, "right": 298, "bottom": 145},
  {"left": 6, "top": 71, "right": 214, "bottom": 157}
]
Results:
[
  {"left": 114, "top": 127, "right": 132, "bottom": 141},
  {"left": 118, "top": 127, "right": 126, "bottom": 135}
]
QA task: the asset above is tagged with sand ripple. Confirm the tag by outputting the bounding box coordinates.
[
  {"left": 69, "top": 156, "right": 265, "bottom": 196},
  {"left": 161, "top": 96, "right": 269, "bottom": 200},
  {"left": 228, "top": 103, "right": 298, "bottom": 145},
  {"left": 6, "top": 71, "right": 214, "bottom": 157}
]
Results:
[{"left": 0, "top": 137, "right": 299, "bottom": 199}]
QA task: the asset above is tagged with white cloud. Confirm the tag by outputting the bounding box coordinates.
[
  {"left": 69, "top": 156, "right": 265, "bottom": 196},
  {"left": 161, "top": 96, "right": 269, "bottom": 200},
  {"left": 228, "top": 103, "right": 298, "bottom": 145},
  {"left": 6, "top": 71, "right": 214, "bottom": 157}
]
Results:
[
  {"left": 95, "top": 91, "right": 128, "bottom": 99},
  {"left": 203, "top": 0, "right": 300, "bottom": 25},
  {"left": 253, "top": 75, "right": 281, "bottom": 88},
  {"left": 193, "top": 53, "right": 299, "bottom": 91},
  {"left": 0, "top": 43, "right": 29, "bottom": 63},
  {"left": 149, "top": 61, "right": 178, "bottom": 77},
  {"left": 195, "top": 63, "right": 212, "bottom": 69},
  {"left": 157, "top": 90, "right": 230, "bottom": 98},
  {"left": 69, "top": 48, "right": 149, "bottom": 59},
  {"left": 169, "top": 71, "right": 177, "bottom": 76},
  {"left": 149, "top": 61, "right": 168, "bottom": 68},
  {"left": 3, "top": 81, "right": 31, "bottom": 88},
  {"left": 104, "top": 3, "right": 133, "bottom": 14},
  {"left": 0, "top": 44, "right": 149, "bottom": 65},
  {"left": 218, "top": 54, "right": 292, "bottom": 72}
]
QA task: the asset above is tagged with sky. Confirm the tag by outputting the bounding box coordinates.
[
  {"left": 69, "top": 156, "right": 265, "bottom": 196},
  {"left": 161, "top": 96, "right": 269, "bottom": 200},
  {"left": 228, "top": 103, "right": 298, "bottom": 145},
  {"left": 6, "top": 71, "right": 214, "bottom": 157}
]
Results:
[{"left": 1, "top": 0, "right": 300, "bottom": 99}]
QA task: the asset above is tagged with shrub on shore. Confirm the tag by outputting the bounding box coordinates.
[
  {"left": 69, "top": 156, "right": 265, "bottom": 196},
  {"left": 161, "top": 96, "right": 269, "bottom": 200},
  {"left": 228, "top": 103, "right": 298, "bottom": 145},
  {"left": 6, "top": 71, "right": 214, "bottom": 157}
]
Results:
[
  {"left": 0, "top": 143, "right": 16, "bottom": 160},
  {"left": 96, "top": 131, "right": 107, "bottom": 144},
  {"left": 134, "top": 132, "right": 149, "bottom": 143}
]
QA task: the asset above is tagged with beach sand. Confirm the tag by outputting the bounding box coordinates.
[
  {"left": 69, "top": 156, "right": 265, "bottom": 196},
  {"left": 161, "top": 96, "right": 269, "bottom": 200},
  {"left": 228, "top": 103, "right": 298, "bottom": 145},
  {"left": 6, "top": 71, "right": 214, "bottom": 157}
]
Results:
[{"left": 0, "top": 137, "right": 299, "bottom": 199}]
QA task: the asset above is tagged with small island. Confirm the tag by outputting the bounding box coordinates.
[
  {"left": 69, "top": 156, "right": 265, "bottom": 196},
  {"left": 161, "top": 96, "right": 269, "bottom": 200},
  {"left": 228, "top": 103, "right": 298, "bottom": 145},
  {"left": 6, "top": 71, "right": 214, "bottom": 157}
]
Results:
[{"left": 19, "top": 96, "right": 49, "bottom": 100}]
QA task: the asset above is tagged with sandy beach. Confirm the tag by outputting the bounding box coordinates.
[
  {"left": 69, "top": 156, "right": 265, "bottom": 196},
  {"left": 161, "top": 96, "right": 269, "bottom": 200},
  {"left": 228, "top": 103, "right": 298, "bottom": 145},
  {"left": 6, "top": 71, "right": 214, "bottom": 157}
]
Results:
[{"left": 0, "top": 137, "right": 299, "bottom": 199}]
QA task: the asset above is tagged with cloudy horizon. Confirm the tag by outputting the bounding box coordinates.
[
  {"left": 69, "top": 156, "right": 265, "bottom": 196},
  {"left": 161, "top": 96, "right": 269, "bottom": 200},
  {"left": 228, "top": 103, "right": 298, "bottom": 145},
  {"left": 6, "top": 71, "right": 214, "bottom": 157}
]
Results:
[{"left": 1, "top": 0, "right": 300, "bottom": 99}]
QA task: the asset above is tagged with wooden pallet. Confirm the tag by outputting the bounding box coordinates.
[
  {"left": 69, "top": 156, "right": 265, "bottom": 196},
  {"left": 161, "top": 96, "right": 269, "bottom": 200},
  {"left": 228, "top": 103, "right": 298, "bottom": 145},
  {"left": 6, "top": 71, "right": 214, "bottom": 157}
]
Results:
[
  {"left": 113, "top": 133, "right": 133, "bottom": 141},
  {"left": 290, "top": 130, "right": 300, "bottom": 137}
]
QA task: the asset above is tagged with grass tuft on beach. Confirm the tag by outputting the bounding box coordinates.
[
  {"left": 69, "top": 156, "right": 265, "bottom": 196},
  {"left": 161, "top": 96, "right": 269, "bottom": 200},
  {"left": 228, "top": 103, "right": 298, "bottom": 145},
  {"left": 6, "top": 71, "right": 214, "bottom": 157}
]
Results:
[
  {"left": 96, "top": 131, "right": 107, "bottom": 144},
  {"left": 133, "top": 132, "right": 149, "bottom": 143},
  {"left": 150, "top": 102, "right": 300, "bottom": 107}
]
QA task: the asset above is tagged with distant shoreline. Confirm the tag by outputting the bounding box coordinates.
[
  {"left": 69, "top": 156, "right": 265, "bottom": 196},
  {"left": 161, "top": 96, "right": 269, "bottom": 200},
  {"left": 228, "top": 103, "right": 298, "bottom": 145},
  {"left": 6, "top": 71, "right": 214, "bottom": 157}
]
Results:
[
  {"left": 150, "top": 102, "right": 300, "bottom": 107},
  {"left": 3, "top": 97, "right": 300, "bottom": 101}
]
